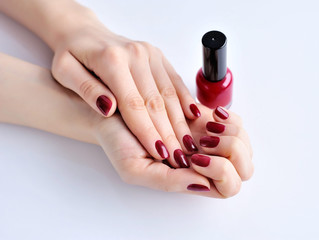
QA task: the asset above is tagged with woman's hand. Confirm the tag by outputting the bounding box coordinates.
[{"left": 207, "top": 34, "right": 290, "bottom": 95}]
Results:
[
  {"left": 0, "top": 52, "right": 253, "bottom": 198},
  {"left": 0, "top": 0, "right": 200, "bottom": 167},
  {"left": 51, "top": 11, "right": 200, "bottom": 168},
  {"left": 95, "top": 105, "right": 253, "bottom": 198}
]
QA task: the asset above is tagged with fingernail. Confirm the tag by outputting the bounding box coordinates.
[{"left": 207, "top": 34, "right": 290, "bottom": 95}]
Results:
[
  {"left": 191, "top": 154, "right": 210, "bottom": 167},
  {"left": 206, "top": 122, "right": 225, "bottom": 134},
  {"left": 190, "top": 104, "right": 201, "bottom": 117},
  {"left": 215, "top": 106, "right": 229, "bottom": 120},
  {"left": 187, "top": 184, "right": 210, "bottom": 192},
  {"left": 174, "top": 149, "right": 190, "bottom": 168},
  {"left": 200, "top": 136, "right": 220, "bottom": 148},
  {"left": 155, "top": 140, "right": 170, "bottom": 159},
  {"left": 183, "top": 135, "right": 198, "bottom": 152},
  {"left": 96, "top": 95, "right": 112, "bottom": 116}
]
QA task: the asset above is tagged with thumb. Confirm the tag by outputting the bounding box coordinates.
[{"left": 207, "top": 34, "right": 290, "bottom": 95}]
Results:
[{"left": 52, "top": 51, "right": 117, "bottom": 117}]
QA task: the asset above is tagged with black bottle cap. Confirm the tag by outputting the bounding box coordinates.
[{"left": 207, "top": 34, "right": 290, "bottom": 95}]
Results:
[{"left": 202, "top": 31, "right": 227, "bottom": 82}]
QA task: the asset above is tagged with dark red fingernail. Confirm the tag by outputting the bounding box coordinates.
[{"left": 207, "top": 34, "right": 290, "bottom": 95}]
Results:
[
  {"left": 206, "top": 122, "right": 225, "bottom": 134},
  {"left": 187, "top": 184, "right": 210, "bottom": 192},
  {"left": 155, "top": 140, "right": 170, "bottom": 159},
  {"left": 200, "top": 136, "right": 220, "bottom": 148},
  {"left": 215, "top": 106, "right": 229, "bottom": 120},
  {"left": 191, "top": 154, "right": 210, "bottom": 167},
  {"left": 96, "top": 95, "right": 112, "bottom": 116},
  {"left": 174, "top": 149, "right": 190, "bottom": 168},
  {"left": 190, "top": 104, "right": 201, "bottom": 117},
  {"left": 183, "top": 135, "right": 198, "bottom": 152}
]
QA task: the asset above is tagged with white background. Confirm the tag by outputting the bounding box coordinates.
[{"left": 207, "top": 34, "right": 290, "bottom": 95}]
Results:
[{"left": 1, "top": 0, "right": 319, "bottom": 239}]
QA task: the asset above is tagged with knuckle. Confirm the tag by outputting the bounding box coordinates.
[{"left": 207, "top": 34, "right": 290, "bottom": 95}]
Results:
[
  {"left": 229, "top": 136, "right": 242, "bottom": 153},
  {"left": 122, "top": 93, "right": 145, "bottom": 110},
  {"left": 140, "top": 41, "right": 160, "bottom": 54},
  {"left": 225, "top": 179, "right": 242, "bottom": 198},
  {"left": 79, "top": 79, "right": 98, "bottom": 99},
  {"left": 161, "top": 86, "right": 178, "bottom": 99},
  {"left": 219, "top": 160, "right": 231, "bottom": 181},
  {"left": 172, "top": 73, "right": 183, "bottom": 83},
  {"left": 242, "top": 164, "right": 254, "bottom": 181},
  {"left": 52, "top": 53, "right": 69, "bottom": 80},
  {"left": 101, "top": 46, "right": 125, "bottom": 65},
  {"left": 234, "top": 126, "right": 244, "bottom": 138},
  {"left": 164, "top": 133, "right": 176, "bottom": 146},
  {"left": 174, "top": 119, "right": 188, "bottom": 130},
  {"left": 126, "top": 42, "right": 146, "bottom": 57},
  {"left": 146, "top": 94, "right": 165, "bottom": 112}
]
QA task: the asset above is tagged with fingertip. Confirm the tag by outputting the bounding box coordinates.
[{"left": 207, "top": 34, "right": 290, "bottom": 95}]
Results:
[
  {"left": 181, "top": 102, "right": 201, "bottom": 120},
  {"left": 189, "top": 103, "right": 201, "bottom": 118},
  {"left": 96, "top": 95, "right": 114, "bottom": 117},
  {"left": 213, "top": 106, "right": 229, "bottom": 120},
  {"left": 213, "top": 105, "right": 243, "bottom": 127}
]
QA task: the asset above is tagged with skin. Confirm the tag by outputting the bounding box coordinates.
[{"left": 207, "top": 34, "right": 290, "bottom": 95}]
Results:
[
  {"left": 0, "top": 0, "right": 202, "bottom": 168},
  {"left": 0, "top": 53, "right": 253, "bottom": 198}
]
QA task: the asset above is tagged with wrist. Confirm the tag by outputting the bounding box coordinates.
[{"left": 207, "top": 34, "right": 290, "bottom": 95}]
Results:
[{"left": 46, "top": 3, "right": 99, "bottom": 50}]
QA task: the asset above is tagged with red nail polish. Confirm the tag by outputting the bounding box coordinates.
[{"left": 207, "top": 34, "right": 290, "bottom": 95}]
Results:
[
  {"left": 187, "top": 184, "right": 210, "bottom": 192},
  {"left": 190, "top": 104, "right": 201, "bottom": 117},
  {"left": 174, "top": 149, "right": 190, "bottom": 168},
  {"left": 96, "top": 95, "right": 112, "bottom": 116},
  {"left": 200, "top": 136, "right": 220, "bottom": 148},
  {"left": 183, "top": 135, "right": 198, "bottom": 152},
  {"left": 215, "top": 106, "right": 229, "bottom": 120},
  {"left": 191, "top": 154, "right": 210, "bottom": 167},
  {"left": 206, "top": 122, "right": 225, "bottom": 133},
  {"left": 196, "top": 31, "right": 233, "bottom": 109},
  {"left": 155, "top": 140, "right": 170, "bottom": 159}
]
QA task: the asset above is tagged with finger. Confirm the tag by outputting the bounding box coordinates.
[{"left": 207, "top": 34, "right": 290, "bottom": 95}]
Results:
[
  {"left": 94, "top": 58, "right": 170, "bottom": 161},
  {"left": 97, "top": 114, "right": 214, "bottom": 197},
  {"left": 52, "top": 51, "right": 117, "bottom": 117},
  {"left": 199, "top": 135, "right": 254, "bottom": 181},
  {"left": 121, "top": 158, "right": 229, "bottom": 198},
  {"left": 213, "top": 106, "right": 243, "bottom": 127},
  {"left": 212, "top": 106, "right": 253, "bottom": 157},
  {"left": 128, "top": 52, "right": 188, "bottom": 168},
  {"left": 162, "top": 56, "right": 201, "bottom": 119},
  {"left": 206, "top": 121, "right": 253, "bottom": 157},
  {"left": 190, "top": 154, "right": 242, "bottom": 198},
  {"left": 149, "top": 53, "right": 199, "bottom": 155}
]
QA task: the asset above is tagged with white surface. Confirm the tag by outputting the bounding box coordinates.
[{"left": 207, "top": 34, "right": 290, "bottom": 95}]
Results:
[{"left": 1, "top": 0, "right": 319, "bottom": 239}]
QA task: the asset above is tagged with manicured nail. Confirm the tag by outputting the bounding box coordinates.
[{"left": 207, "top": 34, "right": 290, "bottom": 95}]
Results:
[
  {"left": 190, "top": 104, "right": 201, "bottom": 117},
  {"left": 187, "top": 184, "right": 210, "bottom": 192},
  {"left": 200, "top": 136, "right": 220, "bottom": 148},
  {"left": 174, "top": 149, "right": 190, "bottom": 168},
  {"left": 155, "top": 140, "right": 170, "bottom": 159},
  {"left": 191, "top": 154, "right": 210, "bottom": 167},
  {"left": 206, "top": 122, "right": 225, "bottom": 134},
  {"left": 215, "top": 106, "right": 229, "bottom": 120},
  {"left": 183, "top": 135, "right": 198, "bottom": 152},
  {"left": 96, "top": 95, "right": 112, "bottom": 116}
]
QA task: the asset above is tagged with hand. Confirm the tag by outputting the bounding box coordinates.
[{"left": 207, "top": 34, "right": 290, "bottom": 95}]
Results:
[
  {"left": 0, "top": 52, "right": 253, "bottom": 198},
  {"left": 51, "top": 12, "right": 200, "bottom": 168},
  {"left": 95, "top": 105, "right": 253, "bottom": 198}
]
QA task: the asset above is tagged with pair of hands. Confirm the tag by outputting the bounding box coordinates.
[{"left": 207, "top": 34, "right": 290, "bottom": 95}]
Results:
[
  {"left": 51, "top": 13, "right": 200, "bottom": 169},
  {"left": 95, "top": 104, "right": 253, "bottom": 197},
  {"left": 27, "top": 4, "right": 253, "bottom": 197}
]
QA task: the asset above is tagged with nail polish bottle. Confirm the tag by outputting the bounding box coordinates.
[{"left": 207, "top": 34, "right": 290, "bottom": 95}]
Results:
[{"left": 196, "top": 30, "right": 233, "bottom": 109}]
